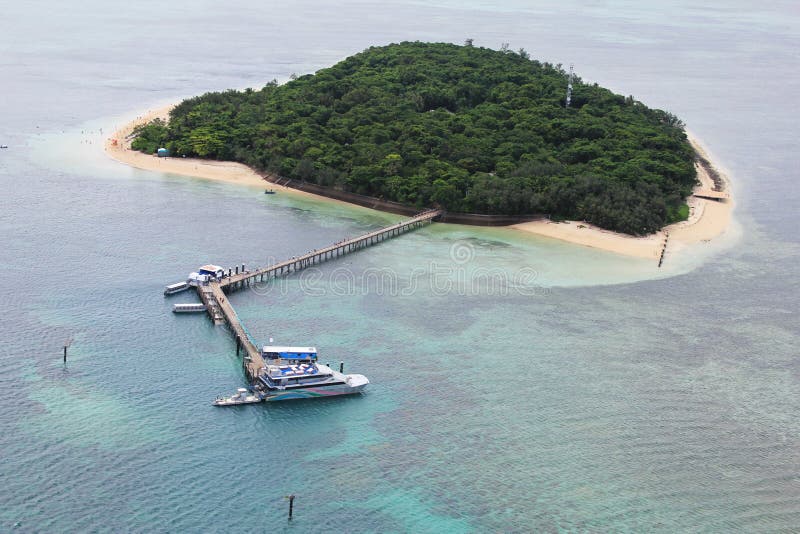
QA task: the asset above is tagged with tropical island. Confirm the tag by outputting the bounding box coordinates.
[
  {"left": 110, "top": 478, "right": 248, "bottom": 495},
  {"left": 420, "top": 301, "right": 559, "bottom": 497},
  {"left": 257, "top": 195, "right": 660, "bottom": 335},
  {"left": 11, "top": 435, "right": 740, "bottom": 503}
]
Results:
[{"left": 129, "top": 41, "right": 702, "bottom": 236}]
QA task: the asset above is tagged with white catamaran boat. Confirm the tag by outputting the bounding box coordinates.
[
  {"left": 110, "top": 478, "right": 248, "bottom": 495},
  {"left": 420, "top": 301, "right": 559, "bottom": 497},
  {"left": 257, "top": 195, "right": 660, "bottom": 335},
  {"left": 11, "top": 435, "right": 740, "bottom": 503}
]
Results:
[{"left": 256, "top": 346, "right": 369, "bottom": 401}]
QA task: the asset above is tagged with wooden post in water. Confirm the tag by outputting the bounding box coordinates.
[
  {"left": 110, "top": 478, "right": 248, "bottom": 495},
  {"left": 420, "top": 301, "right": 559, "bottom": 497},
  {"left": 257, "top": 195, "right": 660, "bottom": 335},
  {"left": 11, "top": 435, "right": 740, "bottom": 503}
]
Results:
[{"left": 63, "top": 336, "right": 72, "bottom": 363}]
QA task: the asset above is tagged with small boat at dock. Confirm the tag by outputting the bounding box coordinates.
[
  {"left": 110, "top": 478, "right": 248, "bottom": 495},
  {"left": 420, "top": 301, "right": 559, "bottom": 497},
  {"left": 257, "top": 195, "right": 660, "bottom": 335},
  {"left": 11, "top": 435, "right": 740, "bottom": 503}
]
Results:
[
  {"left": 164, "top": 281, "right": 190, "bottom": 295},
  {"left": 173, "top": 303, "right": 206, "bottom": 313},
  {"left": 213, "top": 388, "right": 263, "bottom": 406}
]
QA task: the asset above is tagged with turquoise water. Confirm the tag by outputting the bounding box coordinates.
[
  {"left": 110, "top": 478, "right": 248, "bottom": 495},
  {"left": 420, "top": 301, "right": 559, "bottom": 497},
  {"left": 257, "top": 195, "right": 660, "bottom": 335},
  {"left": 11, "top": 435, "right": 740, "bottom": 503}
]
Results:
[{"left": 2, "top": 1, "right": 799, "bottom": 531}]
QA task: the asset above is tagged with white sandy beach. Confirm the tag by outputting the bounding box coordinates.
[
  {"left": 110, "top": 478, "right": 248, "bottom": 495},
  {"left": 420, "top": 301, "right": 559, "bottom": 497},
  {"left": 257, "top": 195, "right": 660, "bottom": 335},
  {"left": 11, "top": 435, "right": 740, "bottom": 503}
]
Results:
[
  {"left": 105, "top": 105, "right": 267, "bottom": 189},
  {"left": 105, "top": 108, "right": 733, "bottom": 260},
  {"left": 105, "top": 105, "right": 348, "bottom": 207},
  {"left": 512, "top": 136, "right": 734, "bottom": 258}
]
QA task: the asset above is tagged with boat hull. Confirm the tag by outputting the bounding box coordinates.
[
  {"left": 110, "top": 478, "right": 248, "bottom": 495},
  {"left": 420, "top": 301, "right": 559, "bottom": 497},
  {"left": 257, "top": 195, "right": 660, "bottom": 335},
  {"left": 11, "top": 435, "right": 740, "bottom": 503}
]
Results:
[
  {"left": 213, "top": 395, "right": 262, "bottom": 406},
  {"left": 264, "top": 383, "right": 367, "bottom": 401},
  {"left": 164, "top": 287, "right": 190, "bottom": 295}
]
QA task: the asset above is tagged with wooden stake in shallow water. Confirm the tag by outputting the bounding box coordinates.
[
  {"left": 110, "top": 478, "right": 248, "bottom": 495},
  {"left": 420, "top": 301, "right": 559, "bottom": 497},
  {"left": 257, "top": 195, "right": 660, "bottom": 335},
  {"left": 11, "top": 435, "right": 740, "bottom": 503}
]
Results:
[
  {"left": 63, "top": 336, "right": 73, "bottom": 363},
  {"left": 285, "top": 494, "right": 295, "bottom": 520}
]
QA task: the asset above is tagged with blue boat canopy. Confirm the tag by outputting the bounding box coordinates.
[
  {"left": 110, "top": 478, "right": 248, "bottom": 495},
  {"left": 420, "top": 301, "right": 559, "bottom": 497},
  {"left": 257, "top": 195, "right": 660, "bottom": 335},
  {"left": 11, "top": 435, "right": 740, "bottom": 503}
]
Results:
[{"left": 261, "top": 346, "right": 317, "bottom": 361}]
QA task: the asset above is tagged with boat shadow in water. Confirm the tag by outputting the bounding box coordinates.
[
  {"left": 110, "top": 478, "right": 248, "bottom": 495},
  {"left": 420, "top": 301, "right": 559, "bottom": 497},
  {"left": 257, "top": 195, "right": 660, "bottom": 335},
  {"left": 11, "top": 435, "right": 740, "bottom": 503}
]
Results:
[{"left": 259, "top": 391, "right": 369, "bottom": 414}]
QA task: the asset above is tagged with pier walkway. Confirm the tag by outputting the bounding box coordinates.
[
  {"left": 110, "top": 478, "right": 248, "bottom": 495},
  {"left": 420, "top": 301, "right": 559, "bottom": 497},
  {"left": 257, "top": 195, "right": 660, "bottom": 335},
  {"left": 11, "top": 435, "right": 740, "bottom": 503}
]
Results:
[
  {"left": 219, "top": 209, "right": 441, "bottom": 291},
  {"left": 200, "top": 209, "right": 441, "bottom": 383},
  {"left": 208, "top": 284, "right": 265, "bottom": 381}
]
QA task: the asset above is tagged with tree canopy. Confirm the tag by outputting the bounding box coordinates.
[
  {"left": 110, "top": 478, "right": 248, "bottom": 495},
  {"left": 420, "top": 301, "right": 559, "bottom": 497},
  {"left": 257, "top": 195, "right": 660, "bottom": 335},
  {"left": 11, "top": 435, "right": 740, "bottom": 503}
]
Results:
[{"left": 132, "top": 42, "right": 697, "bottom": 234}]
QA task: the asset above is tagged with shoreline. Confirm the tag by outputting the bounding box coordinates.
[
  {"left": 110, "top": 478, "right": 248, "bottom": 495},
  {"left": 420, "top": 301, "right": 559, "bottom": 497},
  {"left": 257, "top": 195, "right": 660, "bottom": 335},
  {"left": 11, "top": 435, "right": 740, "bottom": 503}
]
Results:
[
  {"left": 104, "top": 105, "right": 355, "bottom": 207},
  {"left": 511, "top": 134, "right": 734, "bottom": 259},
  {"left": 105, "top": 107, "right": 733, "bottom": 260}
]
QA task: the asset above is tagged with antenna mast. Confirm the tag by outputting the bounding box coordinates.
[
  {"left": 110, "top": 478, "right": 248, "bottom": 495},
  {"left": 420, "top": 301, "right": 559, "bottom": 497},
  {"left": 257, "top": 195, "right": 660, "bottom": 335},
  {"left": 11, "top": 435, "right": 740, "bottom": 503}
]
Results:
[{"left": 565, "top": 64, "right": 574, "bottom": 108}]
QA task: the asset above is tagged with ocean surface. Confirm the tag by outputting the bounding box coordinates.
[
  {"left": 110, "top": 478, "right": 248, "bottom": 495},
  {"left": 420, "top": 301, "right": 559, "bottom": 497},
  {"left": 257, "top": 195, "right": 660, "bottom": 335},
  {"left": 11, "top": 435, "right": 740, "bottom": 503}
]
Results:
[{"left": 1, "top": 1, "right": 798, "bottom": 531}]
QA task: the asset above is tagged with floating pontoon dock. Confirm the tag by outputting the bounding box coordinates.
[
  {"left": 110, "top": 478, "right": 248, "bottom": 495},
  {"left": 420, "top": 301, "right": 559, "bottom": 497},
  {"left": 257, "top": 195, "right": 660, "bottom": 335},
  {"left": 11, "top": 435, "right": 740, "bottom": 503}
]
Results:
[{"left": 173, "top": 303, "right": 207, "bottom": 313}]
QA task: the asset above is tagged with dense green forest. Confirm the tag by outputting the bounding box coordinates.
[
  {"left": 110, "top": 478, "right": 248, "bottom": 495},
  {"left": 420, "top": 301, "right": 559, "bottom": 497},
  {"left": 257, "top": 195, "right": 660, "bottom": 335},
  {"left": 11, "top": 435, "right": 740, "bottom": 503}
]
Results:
[{"left": 132, "top": 42, "right": 697, "bottom": 234}]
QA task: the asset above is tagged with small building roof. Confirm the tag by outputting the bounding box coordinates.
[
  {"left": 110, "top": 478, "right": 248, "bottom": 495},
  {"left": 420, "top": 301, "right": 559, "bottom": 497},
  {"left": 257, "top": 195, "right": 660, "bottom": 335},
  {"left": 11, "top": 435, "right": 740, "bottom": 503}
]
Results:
[{"left": 199, "top": 264, "right": 224, "bottom": 273}]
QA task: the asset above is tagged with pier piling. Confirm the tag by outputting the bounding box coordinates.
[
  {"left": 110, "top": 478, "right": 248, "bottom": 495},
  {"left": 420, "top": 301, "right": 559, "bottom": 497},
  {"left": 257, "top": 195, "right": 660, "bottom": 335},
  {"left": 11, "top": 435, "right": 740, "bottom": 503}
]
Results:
[{"left": 658, "top": 231, "right": 670, "bottom": 268}]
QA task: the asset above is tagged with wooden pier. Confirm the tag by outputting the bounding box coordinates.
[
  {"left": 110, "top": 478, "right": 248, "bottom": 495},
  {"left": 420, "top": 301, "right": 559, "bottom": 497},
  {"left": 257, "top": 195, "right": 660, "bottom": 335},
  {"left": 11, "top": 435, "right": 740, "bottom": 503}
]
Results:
[
  {"left": 208, "top": 283, "right": 266, "bottom": 381},
  {"left": 197, "top": 209, "right": 441, "bottom": 383},
  {"left": 218, "top": 209, "right": 441, "bottom": 292}
]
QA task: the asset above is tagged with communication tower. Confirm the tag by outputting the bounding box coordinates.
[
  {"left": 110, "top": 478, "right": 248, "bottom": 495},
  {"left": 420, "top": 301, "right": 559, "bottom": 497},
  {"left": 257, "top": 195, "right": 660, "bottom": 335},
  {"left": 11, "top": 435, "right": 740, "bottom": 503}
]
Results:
[{"left": 565, "top": 64, "right": 574, "bottom": 108}]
